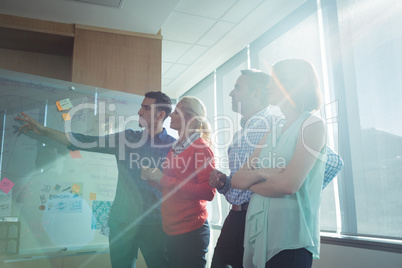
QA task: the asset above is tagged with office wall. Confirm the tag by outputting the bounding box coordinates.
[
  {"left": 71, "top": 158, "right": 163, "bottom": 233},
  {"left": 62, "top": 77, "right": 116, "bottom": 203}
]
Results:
[
  {"left": 72, "top": 25, "right": 162, "bottom": 95},
  {"left": 0, "top": 14, "right": 162, "bottom": 96},
  {"left": 313, "top": 243, "right": 402, "bottom": 268}
]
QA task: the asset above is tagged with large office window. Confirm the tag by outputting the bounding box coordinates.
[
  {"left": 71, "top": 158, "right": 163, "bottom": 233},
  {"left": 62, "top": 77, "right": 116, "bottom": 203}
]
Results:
[
  {"left": 179, "top": 0, "right": 402, "bottom": 246},
  {"left": 215, "top": 49, "right": 248, "bottom": 174},
  {"left": 336, "top": 0, "right": 402, "bottom": 238}
]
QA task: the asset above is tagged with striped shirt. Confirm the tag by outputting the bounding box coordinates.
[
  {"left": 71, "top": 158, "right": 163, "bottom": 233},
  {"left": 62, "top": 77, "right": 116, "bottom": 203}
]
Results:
[{"left": 171, "top": 132, "right": 201, "bottom": 156}]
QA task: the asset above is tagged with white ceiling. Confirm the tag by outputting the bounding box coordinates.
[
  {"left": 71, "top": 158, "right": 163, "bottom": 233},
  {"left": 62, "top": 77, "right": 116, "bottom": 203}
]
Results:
[{"left": 0, "top": 0, "right": 305, "bottom": 98}]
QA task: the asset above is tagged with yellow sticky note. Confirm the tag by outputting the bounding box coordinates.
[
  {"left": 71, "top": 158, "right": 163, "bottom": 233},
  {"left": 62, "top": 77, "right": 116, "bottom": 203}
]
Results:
[
  {"left": 72, "top": 184, "right": 81, "bottom": 194},
  {"left": 89, "top": 192, "right": 96, "bottom": 200}
]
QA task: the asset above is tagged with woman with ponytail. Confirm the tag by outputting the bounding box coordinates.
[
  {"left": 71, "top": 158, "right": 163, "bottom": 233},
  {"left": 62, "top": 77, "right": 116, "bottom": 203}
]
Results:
[{"left": 142, "top": 96, "right": 216, "bottom": 268}]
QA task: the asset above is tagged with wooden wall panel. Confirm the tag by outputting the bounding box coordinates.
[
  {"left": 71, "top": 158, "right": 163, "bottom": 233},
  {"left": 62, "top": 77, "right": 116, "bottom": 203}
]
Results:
[
  {"left": 0, "top": 27, "right": 74, "bottom": 56},
  {"left": 0, "top": 14, "right": 74, "bottom": 36},
  {"left": 0, "top": 48, "right": 72, "bottom": 81},
  {"left": 72, "top": 27, "right": 162, "bottom": 95}
]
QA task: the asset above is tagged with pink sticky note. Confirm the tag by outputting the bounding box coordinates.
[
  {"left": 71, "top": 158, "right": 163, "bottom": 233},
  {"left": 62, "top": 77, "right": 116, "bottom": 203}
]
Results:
[
  {"left": 0, "top": 177, "right": 15, "bottom": 194},
  {"left": 69, "top": 150, "right": 82, "bottom": 159}
]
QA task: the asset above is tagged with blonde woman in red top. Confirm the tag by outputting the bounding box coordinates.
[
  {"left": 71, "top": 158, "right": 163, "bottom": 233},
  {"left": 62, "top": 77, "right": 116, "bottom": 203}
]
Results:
[{"left": 142, "top": 96, "right": 216, "bottom": 268}]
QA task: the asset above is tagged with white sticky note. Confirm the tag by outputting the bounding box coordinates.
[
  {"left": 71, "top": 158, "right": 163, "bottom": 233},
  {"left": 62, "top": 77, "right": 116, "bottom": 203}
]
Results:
[{"left": 56, "top": 98, "right": 73, "bottom": 111}]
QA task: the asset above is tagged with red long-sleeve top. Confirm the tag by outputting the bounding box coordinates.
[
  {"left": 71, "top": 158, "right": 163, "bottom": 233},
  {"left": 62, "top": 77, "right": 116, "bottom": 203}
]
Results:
[{"left": 159, "top": 138, "right": 216, "bottom": 235}]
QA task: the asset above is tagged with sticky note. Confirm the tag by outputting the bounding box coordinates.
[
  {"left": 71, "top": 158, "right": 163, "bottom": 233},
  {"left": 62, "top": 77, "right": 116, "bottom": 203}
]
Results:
[
  {"left": 72, "top": 184, "right": 81, "bottom": 194},
  {"left": 69, "top": 150, "right": 82, "bottom": 159},
  {"left": 62, "top": 113, "right": 71, "bottom": 121},
  {"left": 0, "top": 177, "right": 15, "bottom": 194},
  {"left": 56, "top": 98, "right": 73, "bottom": 111},
  {"left": 89, "top": 192, "right": 97, "bottom": 200}
]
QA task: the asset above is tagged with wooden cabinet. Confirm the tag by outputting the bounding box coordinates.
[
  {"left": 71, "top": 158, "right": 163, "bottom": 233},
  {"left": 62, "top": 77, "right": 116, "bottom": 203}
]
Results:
[
  {"left": 0, "top": 14, "right": 74, "bottom": 81},
  {"left": 72, "top": 25, "right": 162, "bottom": 95},
  {"left": 0, "top": 14, "right": 162, "bottom": 95}
]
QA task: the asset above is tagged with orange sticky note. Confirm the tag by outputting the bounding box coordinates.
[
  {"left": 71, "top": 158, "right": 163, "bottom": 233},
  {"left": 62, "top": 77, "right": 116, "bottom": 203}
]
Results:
[
  {"left": 89, "top": 192, "right": 96, "bottom": 200},
  {"left": 62, "top": 113, "right": 71, "bottom": 121},
  {"left": 69, "top": 150, "right": 81, "bottom": 159},
  {"left": 72, "top": 184, "right": 80, "bottom": 194},
  {"left": 56, "top": 101, "right": 62, "bottom": 111}
]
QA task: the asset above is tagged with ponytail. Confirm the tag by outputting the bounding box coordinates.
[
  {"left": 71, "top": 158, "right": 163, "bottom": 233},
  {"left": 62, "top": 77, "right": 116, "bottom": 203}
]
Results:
[{"left": 177, "top": 96, "right": 212, "bottom": 148}]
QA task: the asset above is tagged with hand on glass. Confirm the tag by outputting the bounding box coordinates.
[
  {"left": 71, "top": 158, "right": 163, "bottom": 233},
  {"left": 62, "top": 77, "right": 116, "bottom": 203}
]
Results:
[{"left": 15, "top": 112, "right": 46, "bottom": 135}]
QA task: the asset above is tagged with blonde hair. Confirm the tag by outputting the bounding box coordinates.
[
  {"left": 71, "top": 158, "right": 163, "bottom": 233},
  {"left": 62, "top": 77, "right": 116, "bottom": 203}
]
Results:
[
  {"left": 178, "top": 96, "right": 212, "bottom": 146},
  {"left": 272, "top": 59, "right": 323, "bottom": 112}
]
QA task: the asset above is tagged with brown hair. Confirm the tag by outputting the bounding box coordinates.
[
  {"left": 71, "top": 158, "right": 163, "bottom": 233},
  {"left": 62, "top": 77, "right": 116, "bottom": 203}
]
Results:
[{"left": 271, "top": 59, "right": 322, "bottom": 112}]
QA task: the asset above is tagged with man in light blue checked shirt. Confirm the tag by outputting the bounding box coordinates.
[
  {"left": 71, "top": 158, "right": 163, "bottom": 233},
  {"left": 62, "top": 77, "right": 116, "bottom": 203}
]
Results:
[{"left": 209, "top": 69, "right": 344, "bottom": 268}]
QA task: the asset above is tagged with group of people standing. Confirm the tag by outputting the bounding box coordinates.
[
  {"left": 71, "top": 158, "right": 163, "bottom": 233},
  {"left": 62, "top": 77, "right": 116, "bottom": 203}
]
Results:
[{"left": 17, "top": 59, "right": 343, "bottom": 268}]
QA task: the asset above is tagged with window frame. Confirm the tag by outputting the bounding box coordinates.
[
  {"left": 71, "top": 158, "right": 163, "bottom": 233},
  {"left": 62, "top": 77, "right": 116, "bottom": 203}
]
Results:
[{"left": 180, "top": 0, "right": 402, "bottom": 253}]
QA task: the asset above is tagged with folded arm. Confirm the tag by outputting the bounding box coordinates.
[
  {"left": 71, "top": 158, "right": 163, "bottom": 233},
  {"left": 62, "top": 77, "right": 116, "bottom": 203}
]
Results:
[
  {"left": 249, "top": 117, "right": 326, "bottom": 197},
  {"left": 232, "top": 116, "right": 326, "bottom": 197},
  {"left": 232, "top": 131, "right": 284, "bottom": 189}
]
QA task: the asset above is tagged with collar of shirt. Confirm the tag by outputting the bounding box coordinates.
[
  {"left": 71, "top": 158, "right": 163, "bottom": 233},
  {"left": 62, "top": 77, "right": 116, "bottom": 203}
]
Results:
[
  {"left": 172, "top": 132, "right": 200, "bottom": 156},
  {"left": 143, "top": 128, "right": 171, "bottom": 142},
  {"left": 240, "top": 107, "right": 273, "bottom": 129}
]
